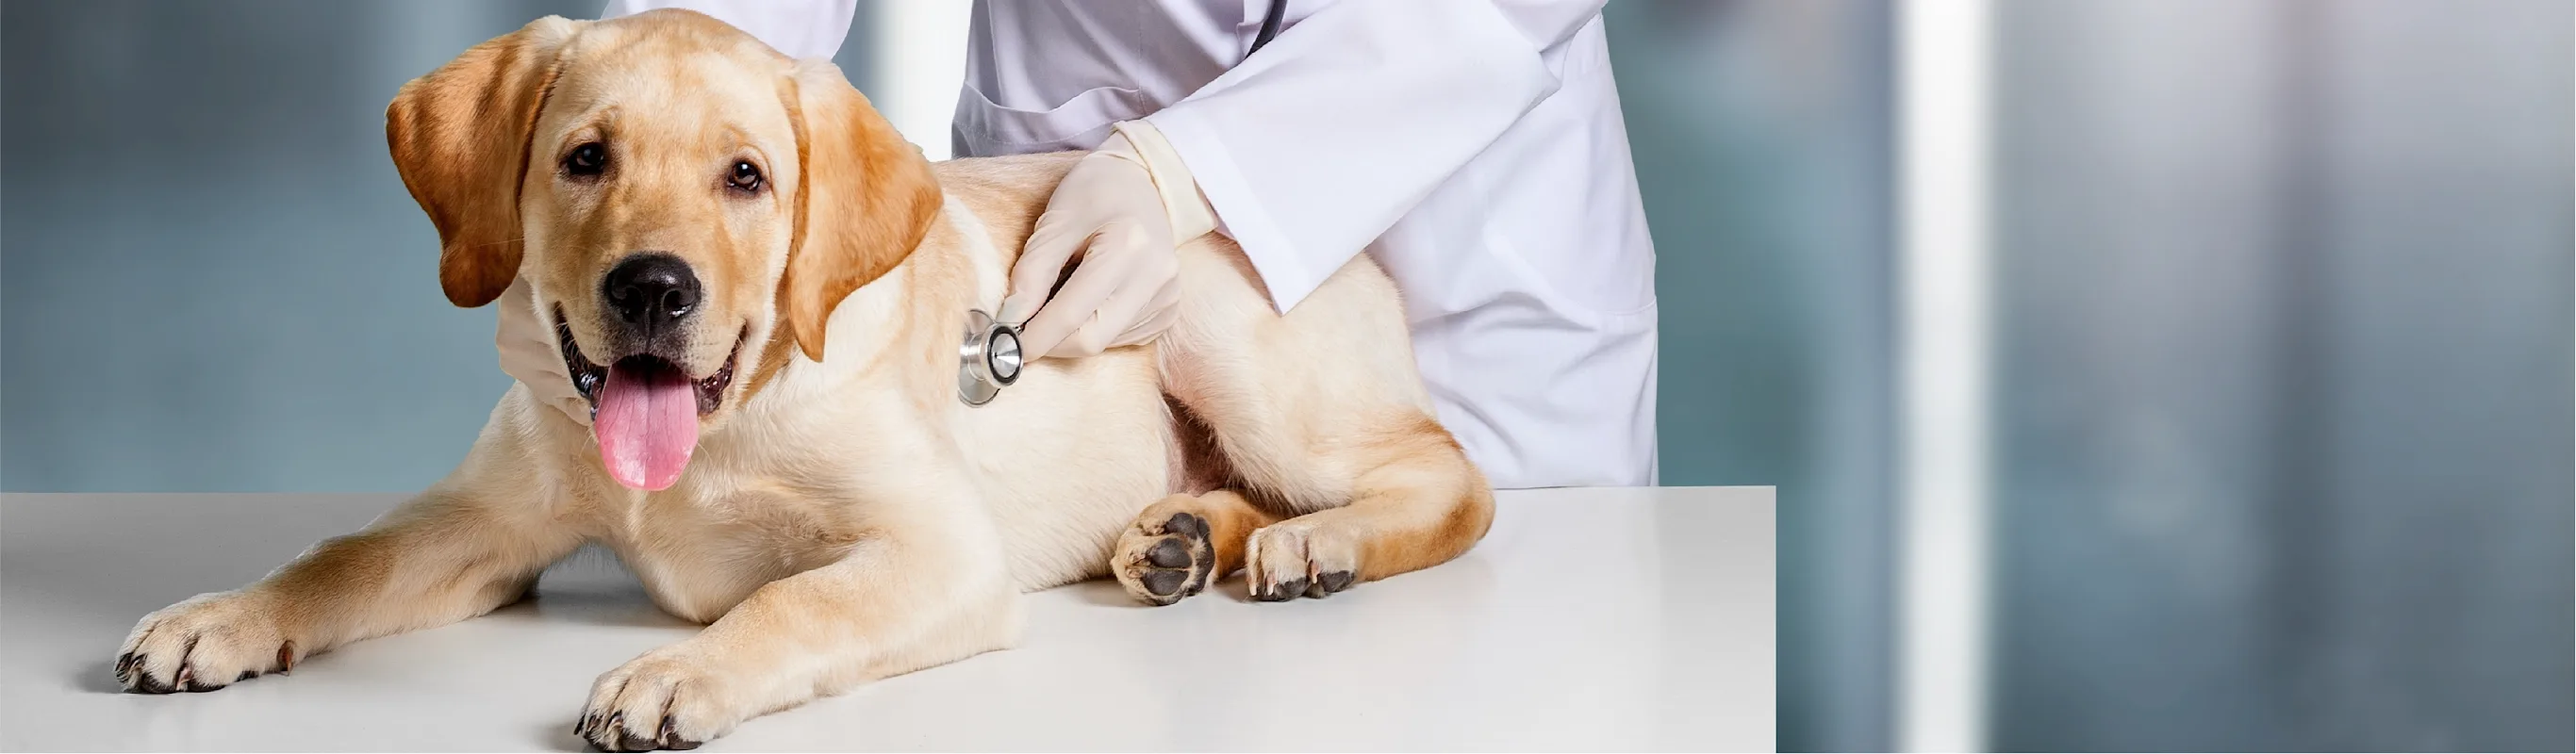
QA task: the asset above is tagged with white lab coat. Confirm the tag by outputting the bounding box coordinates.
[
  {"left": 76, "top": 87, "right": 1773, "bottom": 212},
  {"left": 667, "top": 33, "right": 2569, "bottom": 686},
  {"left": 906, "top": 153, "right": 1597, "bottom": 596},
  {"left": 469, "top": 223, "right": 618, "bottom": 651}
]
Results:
[{"left": 601, "top": 0, "right": 1658, "bottom": 488}]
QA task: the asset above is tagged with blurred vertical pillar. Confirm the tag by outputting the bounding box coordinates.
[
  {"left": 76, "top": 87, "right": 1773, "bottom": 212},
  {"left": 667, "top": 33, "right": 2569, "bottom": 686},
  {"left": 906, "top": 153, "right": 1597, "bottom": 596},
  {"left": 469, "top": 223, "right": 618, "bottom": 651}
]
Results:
[
  {"left": 858, "top": 0, "right": 967, "bottom": 160},
  {"left": 1896, "top": 0, "right": 1993, "bottom": 750},
  {"left": 1607, "top": 1, "right": 1900, "bottom": 750}
]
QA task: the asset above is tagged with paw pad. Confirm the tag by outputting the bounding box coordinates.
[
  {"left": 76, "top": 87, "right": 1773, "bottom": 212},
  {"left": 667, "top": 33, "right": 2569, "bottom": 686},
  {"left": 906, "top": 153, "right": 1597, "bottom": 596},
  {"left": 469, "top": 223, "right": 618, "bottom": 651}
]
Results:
[{"left": 1116, "top": 512, "right": 1215, "bottom": 605}]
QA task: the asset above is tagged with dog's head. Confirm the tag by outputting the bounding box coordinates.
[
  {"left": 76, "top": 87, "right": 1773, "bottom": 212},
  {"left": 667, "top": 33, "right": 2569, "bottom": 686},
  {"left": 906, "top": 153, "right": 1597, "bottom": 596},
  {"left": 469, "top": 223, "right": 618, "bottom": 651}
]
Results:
[{"left": 387, "top": 10, "right": 939, "bottom": 490}]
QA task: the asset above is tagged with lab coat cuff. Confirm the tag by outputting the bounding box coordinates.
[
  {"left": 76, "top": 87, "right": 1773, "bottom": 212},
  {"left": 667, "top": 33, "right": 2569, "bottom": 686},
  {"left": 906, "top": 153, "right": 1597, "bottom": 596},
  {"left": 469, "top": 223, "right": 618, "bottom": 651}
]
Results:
[
  {"left": 1145, "top": 107, "right": 1323, "bottom": 313},
  {"left": 1107, "top": 121, "right": 1217, "bottom": 242}
]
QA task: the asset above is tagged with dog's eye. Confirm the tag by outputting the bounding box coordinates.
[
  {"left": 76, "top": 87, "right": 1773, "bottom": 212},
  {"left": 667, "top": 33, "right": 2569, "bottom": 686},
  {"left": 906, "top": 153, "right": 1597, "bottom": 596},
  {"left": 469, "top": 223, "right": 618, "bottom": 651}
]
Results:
[
  {"left": 728, "top": 161, "right": 763, "bottom": 193},
  {"left": 565, "top": 142, "right": 606, "bottom": 176}
]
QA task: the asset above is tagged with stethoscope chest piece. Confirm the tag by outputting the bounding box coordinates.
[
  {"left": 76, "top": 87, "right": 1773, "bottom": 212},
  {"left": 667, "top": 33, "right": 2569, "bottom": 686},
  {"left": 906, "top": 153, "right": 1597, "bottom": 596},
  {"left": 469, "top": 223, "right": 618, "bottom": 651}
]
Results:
[{"left": 959, "top": 308, "right": 1022, "bottom": 406}]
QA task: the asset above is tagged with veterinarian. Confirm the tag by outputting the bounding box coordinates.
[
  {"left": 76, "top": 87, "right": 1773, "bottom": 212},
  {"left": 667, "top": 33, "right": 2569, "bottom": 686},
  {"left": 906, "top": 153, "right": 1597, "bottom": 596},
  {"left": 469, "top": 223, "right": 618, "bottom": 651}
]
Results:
[{"left": 502, "top": 0, "right": 1659, "bottom": 488}]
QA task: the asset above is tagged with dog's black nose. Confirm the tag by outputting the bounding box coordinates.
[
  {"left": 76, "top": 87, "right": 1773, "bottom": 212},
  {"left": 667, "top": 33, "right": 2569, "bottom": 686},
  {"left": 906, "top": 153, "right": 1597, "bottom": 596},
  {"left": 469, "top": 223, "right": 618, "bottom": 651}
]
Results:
[{"left": 603, "top": 253, "right": 701, "bottom": 333}]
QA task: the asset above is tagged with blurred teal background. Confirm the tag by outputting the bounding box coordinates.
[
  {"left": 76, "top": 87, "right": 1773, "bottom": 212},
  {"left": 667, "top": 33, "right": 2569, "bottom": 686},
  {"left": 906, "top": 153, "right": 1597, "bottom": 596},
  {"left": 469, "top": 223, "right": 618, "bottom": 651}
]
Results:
[
  {"left": 0, "top": 0, "right": 869, "bottom": 491},
  {"left": 4, "top": 1, "right": 2569, "bottom": 750}
]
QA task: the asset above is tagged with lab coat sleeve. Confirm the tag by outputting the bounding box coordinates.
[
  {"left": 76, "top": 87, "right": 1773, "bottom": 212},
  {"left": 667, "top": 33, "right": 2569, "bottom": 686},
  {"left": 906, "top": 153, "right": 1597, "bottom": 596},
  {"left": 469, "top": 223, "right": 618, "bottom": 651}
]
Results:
[
  {"left": 598, "top": 0, "right": 857, "bottom": 60},
  {"left": 1144, "top": 0, "right": 1610, "bottom": 313}
]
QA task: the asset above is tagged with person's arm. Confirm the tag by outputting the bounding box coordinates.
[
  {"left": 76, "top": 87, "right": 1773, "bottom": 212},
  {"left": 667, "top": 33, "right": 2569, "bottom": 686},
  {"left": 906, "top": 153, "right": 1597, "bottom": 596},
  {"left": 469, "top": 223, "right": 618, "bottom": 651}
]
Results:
[
  {"left": 1147, "top": 0, "right": 1610, "bottom": 312},
  {"left": 599, "top": 0, "right": 857, "bottom": 58},
  {"left": 1004, "top": 1, "right": 1610, "bottom": 357}
]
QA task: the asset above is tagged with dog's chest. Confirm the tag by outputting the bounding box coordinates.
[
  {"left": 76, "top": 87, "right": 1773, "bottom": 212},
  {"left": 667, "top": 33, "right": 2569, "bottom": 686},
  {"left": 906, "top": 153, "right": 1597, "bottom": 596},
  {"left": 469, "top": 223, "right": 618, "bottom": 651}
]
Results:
[{"left": 599, "top": 481, "right": 864, "bottom": 623}]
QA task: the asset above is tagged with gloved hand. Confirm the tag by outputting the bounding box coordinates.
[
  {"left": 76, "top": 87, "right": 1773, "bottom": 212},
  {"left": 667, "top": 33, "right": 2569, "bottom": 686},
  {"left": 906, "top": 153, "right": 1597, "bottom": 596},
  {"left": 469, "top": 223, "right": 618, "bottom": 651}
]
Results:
[
  {"left": 494, "top": 277, "right": 594, "bottom": 425},
  {"left": 999, "top": 121, "right": 1217, "bottom": 360}
]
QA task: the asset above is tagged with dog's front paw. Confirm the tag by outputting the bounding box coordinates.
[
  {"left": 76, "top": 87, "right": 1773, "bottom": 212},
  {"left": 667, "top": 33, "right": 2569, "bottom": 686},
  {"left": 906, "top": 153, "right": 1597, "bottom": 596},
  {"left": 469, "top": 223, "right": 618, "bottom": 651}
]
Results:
[
  {"left": 117, "top": 591, "right": 302, "bottom": 694},
  {"left": 1114, "top": 510, "right": 1217, "bottom": 605},
  {"left": 578, "top": 647, "right": 751, "bottom": 751},
  {"left": 1245, "top": 520, "right": 1362, "bottom": 601}
]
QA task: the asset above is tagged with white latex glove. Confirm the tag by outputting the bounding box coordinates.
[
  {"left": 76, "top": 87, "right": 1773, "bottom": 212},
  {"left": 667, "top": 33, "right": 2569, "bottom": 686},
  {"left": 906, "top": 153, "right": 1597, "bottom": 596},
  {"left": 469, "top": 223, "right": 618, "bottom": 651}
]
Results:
[
  {"left": 494, "top": 278, "right": 593, "bottom": 425},
  {"left": 999, "top": 121, "right": 1218, "bottom": 360}
]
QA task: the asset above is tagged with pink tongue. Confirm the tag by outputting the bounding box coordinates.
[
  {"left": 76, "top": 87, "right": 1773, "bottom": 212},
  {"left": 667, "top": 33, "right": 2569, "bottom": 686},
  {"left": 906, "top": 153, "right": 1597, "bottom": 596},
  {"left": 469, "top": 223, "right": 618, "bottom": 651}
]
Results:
[{"left": 595, "top": 362, "right": 698, "bottom": 491}]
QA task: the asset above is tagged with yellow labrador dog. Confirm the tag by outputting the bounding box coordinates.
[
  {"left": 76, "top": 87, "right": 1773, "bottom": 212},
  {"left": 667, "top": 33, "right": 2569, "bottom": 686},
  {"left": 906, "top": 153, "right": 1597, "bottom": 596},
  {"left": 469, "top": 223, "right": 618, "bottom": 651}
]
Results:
[{"left": 114, "top": 9, "right": 1492, "bottom": 749}]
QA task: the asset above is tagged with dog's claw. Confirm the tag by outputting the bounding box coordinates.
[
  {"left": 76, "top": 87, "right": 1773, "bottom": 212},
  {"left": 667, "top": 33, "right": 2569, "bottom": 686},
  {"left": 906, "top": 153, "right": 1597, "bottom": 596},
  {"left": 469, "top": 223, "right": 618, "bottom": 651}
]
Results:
[
  {"left": 129, "top": 666, "right": 173, "bottom": 694},
  {"left": 658, "top": 715, "right": 701, "bottom": 750},
  {"left": 593, "top": 712, "right": 622, "bottom": 748},
  {"left": 1258, "top": 577, "right": 1310, "bottom": 601}
]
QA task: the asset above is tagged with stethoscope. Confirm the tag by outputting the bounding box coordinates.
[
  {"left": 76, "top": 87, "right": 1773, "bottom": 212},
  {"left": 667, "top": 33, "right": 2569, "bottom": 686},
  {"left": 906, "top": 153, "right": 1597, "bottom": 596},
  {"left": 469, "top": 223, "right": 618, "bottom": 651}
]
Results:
[
  {"left": 958, "top": 308, "right": 1023, "bottom": 406},
  {"left": 956, "top": 1, "right": 1289, "bottom": 407}
]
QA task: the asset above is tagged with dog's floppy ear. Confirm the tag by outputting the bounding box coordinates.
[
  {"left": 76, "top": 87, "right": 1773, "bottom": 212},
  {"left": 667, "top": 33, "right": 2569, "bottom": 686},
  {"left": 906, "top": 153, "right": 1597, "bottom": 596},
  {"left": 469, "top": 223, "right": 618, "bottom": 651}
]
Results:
[
  {"left": 386, "top": 16, "right": 587, "bottom": 308},
  {"left": 779, "top": 59, "right": 943, "bottom": 362}
]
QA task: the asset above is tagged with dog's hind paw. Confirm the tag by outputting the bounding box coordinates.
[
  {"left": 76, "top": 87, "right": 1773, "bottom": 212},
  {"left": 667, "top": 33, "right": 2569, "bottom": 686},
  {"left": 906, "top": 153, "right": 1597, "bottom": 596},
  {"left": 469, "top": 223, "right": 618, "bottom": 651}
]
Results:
[
  {"left": 1114, "top": 511, "right": 1215, "bottom": 605},
  {"left": 1246, "top": 520, "right": 1362, "bottom": 601}
]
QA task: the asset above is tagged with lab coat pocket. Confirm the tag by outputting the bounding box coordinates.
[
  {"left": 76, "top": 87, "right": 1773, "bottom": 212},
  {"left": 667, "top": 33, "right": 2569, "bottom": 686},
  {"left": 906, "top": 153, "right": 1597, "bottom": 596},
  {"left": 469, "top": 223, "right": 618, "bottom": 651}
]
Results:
[{"left": 952, "top": 82, "right": 1161, "bottom": 156}]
